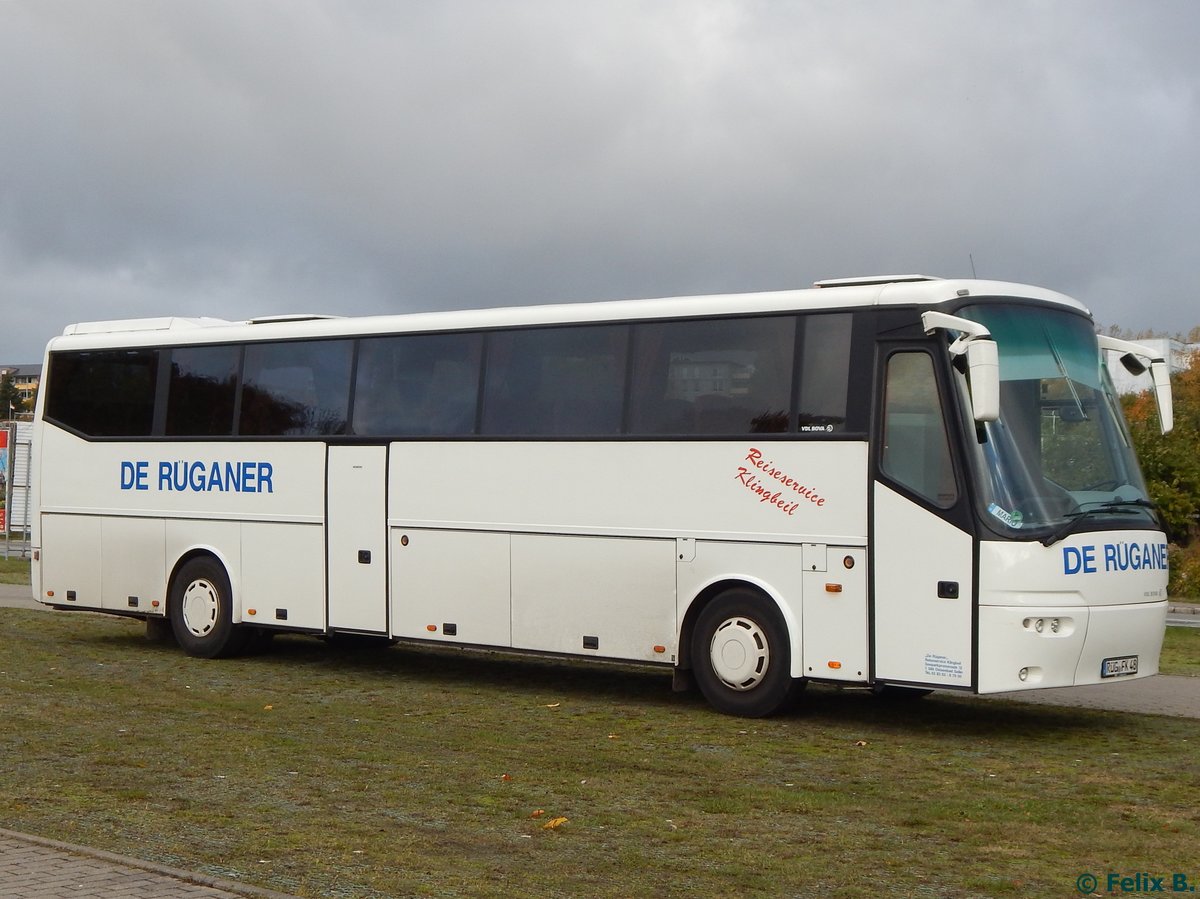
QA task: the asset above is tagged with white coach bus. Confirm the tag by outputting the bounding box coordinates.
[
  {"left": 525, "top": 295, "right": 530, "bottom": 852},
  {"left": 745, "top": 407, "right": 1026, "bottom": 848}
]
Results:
[{"left": 29, "top": 276, "right": 1174, "bottom": 716}]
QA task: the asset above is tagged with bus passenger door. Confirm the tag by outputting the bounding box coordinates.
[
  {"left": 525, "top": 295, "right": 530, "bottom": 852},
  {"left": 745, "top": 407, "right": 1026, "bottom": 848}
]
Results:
[
  {"left": 326, "top": 445, "right": 388, "bottom": 634},
  {"left": 871, "top": 349, "right": 975, "bottom": 689}
]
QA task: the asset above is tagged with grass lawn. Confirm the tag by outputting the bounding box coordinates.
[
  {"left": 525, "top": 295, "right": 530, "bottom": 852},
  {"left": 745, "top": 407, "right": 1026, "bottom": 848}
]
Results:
[
  {"left": 1161, "top": 626, "right": 1200, "bottom": 677},
  {"left": 1, "top": 610, "right": 1197, "bottom": 898},
  {"left": 0, "top": 556, "right": 31, "bottom": 585}
]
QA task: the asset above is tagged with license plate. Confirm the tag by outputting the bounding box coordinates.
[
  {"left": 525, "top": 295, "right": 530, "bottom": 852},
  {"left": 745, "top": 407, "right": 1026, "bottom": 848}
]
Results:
[{"left": 1101, "top": 655, "right": 1139, "bottom": 678}]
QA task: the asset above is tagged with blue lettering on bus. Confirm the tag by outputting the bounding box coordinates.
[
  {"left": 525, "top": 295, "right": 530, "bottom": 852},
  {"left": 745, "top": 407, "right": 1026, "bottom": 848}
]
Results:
[
  {"left": 1062, "top": 545, "right": 1096, "bottom": 574},
  {"left": 119, "top": 460, "right": 149, "bottom": 491},
  {"left": 1063, "top": 541, "right": 1169, "bottom": 575},
  {"left": 121, "top": 460, "right": 275, "bottom": 494}
]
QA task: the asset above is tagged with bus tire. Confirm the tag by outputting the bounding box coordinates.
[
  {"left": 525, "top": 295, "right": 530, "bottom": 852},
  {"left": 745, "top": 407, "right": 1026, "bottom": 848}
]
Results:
[
  {"left": 691, "top": 588, "right": 800, "bottom": 717},
  {"left": 169, "top": 557, "right": 248, "bottom": 659}
]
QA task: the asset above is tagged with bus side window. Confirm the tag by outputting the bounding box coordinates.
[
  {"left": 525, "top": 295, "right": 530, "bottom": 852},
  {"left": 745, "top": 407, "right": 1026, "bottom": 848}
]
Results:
[
  {"left": 628, "top": 316, "right": 795, "bottom": 436},
  {"left": 165, "top": 345, "right": 239, "bottom": 437},
  {"left": 881, "top": 352, "right": 958, "bottom": 508},
  {"left": 480, "top": 325, "right": 627, "bottom": 437},
  {"left": 353, "top": 332, "right": 482, "bottom": 436},
  {"left": 240, "top": 339, "right": 353, "bottom": 436},
  {"left": 45, "top": 349, "right": 158, "bottom": 437},
  {"left": 797, "top": 313, "right": 852, "bottom": 432}
]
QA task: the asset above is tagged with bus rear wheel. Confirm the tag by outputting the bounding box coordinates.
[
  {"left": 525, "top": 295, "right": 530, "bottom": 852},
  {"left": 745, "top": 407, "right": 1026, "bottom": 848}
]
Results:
[
  {"left": 169, "top": 557, "right": 248, "bottom": 659},
  {"left": 691, "top": 588, "right": 801, "bottom": 717}
]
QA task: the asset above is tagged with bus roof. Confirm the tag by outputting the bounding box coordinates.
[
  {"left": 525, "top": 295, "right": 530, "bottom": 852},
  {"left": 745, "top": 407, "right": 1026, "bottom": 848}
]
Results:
[{"left": 48, "top": 277, "right": 1088, "bottom": 351}]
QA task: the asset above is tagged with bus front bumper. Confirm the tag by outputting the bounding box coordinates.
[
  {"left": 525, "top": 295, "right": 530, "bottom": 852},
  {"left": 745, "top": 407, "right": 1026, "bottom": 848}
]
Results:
[{"left": 976, "top": 600, "right": 1167, "bottom": 694}]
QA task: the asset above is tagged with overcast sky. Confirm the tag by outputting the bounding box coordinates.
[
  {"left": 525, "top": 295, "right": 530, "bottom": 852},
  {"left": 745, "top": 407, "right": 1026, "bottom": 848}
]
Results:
[{"left": 2, "top": 0, "right": 1198, "bottom": 363}]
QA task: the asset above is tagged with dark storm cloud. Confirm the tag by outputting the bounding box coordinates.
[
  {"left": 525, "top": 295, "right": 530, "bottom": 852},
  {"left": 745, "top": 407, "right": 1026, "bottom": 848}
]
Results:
[{"left": 2, "top": 0, "right": 1198, "bottom": 361}]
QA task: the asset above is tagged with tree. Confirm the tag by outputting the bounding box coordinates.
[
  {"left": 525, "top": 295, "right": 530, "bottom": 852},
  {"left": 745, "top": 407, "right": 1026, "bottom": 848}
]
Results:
[
  {"left": 1121, "top": 348, "right": 1200, "bottom": 596},
  {"left": 1123, "top": 349, "right": 1200, "bottom": 543},
  {"left": 0, "top": 372, "right": 25, "bottom": 419}
]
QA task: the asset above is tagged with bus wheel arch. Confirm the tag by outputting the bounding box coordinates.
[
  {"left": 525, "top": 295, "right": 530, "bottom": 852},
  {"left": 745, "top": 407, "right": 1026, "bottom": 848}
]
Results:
[
  {"left": 167, "top": 553, "right": 249, "bottom": 659},
  {"left": 683, "top": 581, "right": 803, "bottom": 717}
]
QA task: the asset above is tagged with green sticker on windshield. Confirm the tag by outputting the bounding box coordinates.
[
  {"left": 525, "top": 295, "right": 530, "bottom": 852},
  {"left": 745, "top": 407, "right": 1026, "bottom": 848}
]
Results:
[{"left": 988, "top": 503, "right": 1023, "bottom": 529}]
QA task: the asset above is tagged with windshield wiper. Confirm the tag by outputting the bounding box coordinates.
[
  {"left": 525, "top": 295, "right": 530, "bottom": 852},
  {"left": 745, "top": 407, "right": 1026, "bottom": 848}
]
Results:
[
  {"left": 1045, "top": 328, "right": 1089, "bottom": 421},
  {"left": 1039, "top": 499, "right": 1155, "bottom": 547}
]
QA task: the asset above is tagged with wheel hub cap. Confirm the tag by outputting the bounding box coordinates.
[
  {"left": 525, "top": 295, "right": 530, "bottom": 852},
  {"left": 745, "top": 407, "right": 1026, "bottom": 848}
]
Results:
[
  {"left": 181, "top": 578, "right": 219, "bottom": 638},
  {"left": 709, "top": 616, "right": 770, "bottom": 691}
]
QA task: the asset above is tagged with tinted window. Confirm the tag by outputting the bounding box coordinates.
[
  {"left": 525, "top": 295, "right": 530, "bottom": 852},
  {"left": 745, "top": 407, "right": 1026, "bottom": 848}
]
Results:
[
  {"left": 45, "top": 350, "right": 159, "bottom": 437},
  {"left": 481, "top": 325, "right": 628, "bottom": 436},
  {"left": 239, "top": 340, "right": 353, "bottom": 436},
  {"left": 165, "top": 345, "right": 240, "bottom": 437},
  {"left": 628, "top": 316, "right": 795, "bottom": 435},
  {"left": 353, "top": 333, "right": 482, "bottom": 436},
  {"left": 881, "top": 352, "right": 958, "bottom": 507},
  {"left": 797, "top": 313, "right": 852, "bottom": 433}
]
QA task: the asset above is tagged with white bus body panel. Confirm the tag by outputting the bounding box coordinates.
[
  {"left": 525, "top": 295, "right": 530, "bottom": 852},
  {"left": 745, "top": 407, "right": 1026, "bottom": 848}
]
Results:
[
  {"left": 327, "top": 446, "right": 388, "bottom": 633},
  {"left": 240, "top": 521, "right": 325, "bottom": 630},
  {"left": 385, "top": 440, "right": 869, "bottom": 668},
  {"left": 510, "top": 535, "right": 677, "bottom": 662},
  {"left": 976, "top": 532, "right": 1169, "bottom": 692},
  {"left": 801, "top": 545, "right": 869, "bottom": 681},
  {"left": 39, "top": 514, "right": 101, "bottom": 607},
  {"left": 385, "top": 442, "right": 868, "bottom": 544},
  {"left": 391, "top": 529, "right": 512, "bottom": 646},
  {"left": 100, "top": 517, "right": 166, "bottom": 613},
  {"left": 872, "top": 484, "right": 974, "bottom": 687},
  {"left": 36, "top": 428, "right": 327, "bottom": 629}
]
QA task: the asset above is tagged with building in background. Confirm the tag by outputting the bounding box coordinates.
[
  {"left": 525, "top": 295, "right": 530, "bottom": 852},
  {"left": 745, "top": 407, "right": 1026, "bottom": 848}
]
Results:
[{"left": 0, "top": 363, "right": 41, "bottom": 415}]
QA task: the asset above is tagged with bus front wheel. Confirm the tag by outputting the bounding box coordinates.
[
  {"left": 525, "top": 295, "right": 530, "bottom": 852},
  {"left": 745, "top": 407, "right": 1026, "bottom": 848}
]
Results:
[
  {"left": 691, "top": 589, "right": 801, "bottom": 717},
  {"left": 169, "top": 557, "right": 247, "bottom": 659}
]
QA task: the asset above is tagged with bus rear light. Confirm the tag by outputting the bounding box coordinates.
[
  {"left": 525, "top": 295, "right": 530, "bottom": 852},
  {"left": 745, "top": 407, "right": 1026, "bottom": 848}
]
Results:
[
  {"left": 46, "top": 590, "right": 54, "bottom": 597},
  {"left": 151, "top": 600, "right": 160, "bottom": 608},
  {"left": 247, "top": 608, "right": 257, "bottom": 616}
]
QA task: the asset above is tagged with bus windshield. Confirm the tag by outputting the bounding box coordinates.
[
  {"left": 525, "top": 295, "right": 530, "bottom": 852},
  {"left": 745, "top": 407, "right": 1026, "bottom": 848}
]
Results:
[{"left": 957, "top": 303, "right": 1156, "bottom": 537}]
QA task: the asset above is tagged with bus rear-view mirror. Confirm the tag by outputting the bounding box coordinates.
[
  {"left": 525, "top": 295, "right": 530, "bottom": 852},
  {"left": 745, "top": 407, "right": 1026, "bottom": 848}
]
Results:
[{"left": 965, "top": 339, "right": 1000, "bottom": 423}]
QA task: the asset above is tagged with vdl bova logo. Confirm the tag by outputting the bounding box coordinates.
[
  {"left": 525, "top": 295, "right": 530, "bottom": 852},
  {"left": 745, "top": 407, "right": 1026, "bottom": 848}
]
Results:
[{"left": 1062, "top": 541, "right": 1169, "bottom": 576}]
